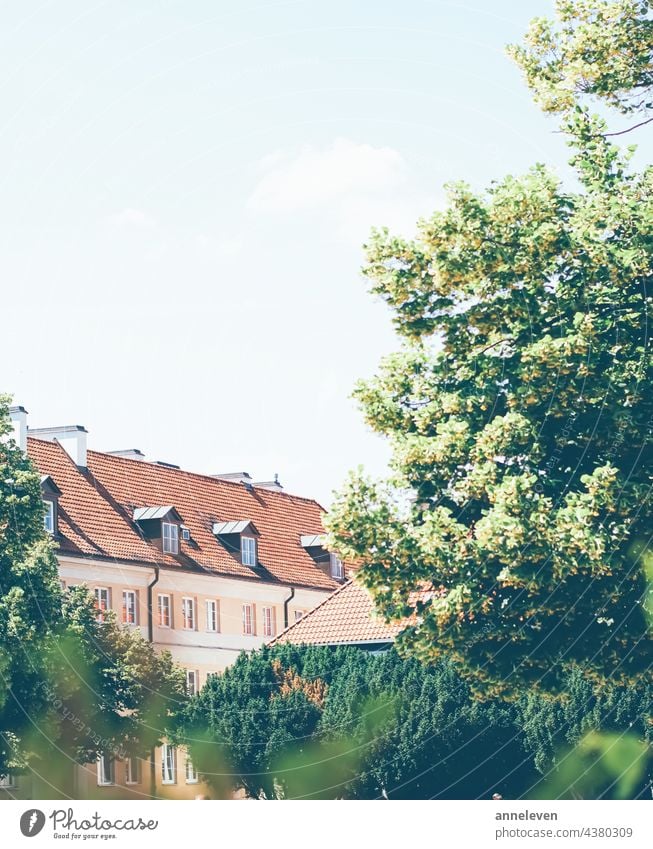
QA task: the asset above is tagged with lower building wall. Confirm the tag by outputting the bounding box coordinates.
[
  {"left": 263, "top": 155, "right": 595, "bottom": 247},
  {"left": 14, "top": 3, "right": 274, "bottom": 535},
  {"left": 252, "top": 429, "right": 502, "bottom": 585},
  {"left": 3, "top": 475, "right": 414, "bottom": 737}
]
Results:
[
  {"left": 73, "top": 748, "right": 214, "bottom": 800},
  {"left": 1, "top": 557, "right": 333, "bottom": 800}
]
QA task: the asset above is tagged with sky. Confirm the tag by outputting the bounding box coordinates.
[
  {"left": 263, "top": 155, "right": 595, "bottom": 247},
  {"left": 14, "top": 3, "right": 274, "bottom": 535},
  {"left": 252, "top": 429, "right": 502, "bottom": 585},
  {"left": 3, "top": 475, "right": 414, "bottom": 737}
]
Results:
[{"left": 0, "top": 0, "right": 597, "bottom": 504}]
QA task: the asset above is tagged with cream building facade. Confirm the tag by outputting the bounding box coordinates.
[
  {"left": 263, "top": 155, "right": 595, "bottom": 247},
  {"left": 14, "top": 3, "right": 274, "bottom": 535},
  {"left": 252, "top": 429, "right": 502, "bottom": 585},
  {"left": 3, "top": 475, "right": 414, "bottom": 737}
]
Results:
[{"left": 2, "top": 407, "right": 342, "bottom": 800}]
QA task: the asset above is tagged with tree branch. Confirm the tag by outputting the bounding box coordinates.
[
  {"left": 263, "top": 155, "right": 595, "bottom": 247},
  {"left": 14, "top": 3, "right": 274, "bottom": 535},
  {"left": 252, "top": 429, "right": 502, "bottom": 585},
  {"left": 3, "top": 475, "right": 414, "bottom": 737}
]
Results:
[
  {"left": 478, "top": 338, "right": 512, "bottom": 355},
  {"left": 604, "top": 116, "right": 653, "bottom": 137}
]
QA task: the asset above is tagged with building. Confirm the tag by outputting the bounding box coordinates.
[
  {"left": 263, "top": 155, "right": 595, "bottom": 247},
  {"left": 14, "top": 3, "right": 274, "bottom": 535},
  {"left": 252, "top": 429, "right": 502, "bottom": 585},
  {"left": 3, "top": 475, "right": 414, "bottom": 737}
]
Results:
[
  {"left": 4, "top": 407, "right": 345, "bottom": 799},
  {"left": 271, "top": 578, "right": 401, "bottom": 650}
]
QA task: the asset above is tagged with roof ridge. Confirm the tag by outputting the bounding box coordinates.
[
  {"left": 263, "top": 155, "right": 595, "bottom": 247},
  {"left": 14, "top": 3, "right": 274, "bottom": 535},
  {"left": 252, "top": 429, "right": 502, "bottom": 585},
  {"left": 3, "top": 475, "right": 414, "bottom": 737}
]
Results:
[
  {"left": 269, "top": 578, "right": 355, "bottom": 645},
  {"left": 85, "top": 447, "right": 327, "bottom": 511}
]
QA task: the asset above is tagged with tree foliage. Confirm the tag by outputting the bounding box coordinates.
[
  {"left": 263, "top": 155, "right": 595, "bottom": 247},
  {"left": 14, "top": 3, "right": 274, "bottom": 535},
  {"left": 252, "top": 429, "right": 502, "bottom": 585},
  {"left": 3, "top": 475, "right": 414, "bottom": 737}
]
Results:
[
  {"left": 177, "top": 644, "right": 652, "bottom": 799},
  {"left": 325, "top": 1, "right": 653, "bottom": 696},
  {"left": 0, "top": 396, "right": 186, "bottom": 793},
  {"left": 509, "top": 0, "right": 653, "bottom": 116}
]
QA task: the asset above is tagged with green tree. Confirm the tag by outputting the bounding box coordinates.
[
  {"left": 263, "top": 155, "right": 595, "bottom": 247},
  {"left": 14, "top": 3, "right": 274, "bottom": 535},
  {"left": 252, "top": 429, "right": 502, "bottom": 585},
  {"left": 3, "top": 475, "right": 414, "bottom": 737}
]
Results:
[
  {"left": 508, "top": 0, "right": 653, "bottom": 118},
  {"left": 0, "top": 396, "right": 186, "bottom": 795},
  {"left": 325, "top": 0, "right": 653, "bottom": 696},
  {"left": 0, "top": 395, "right": 65, "bottom": 777},
  {"left": 177, "top": 644, "right": 540, "bottom": 799}
]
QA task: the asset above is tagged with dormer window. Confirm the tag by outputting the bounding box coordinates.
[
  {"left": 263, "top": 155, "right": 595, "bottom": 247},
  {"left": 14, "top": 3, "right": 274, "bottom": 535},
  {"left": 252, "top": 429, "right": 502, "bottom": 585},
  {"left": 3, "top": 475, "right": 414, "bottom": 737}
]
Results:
[
  {"left": 44, "top": 501, "right": 55, "bottom": 534},
  {"left": 301, "top": 533, "right": 345, "bottom": 581},
  {"left": 330, "top": 553, "right": 344, "bottom": 580},
  {"left": 40, "top": 475, "right": 61, "bottom": 536},
  {"left": 212, "top": 520, "right": 261, "bottom": 567},
  {"left": 133, "top": 506, "right": 183, "bottom": 555},
  {"left": 241, "top": 536, "right": 256, "bottom": 567},
  {"left": 162, "top": 522, "right": 179, "bottom": 554}
]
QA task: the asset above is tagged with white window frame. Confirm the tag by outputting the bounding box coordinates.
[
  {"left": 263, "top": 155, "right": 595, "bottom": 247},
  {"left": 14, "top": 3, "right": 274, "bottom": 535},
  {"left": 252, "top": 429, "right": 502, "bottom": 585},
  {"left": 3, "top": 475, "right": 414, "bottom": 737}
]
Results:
[
  {"left": 242, "top": 603, "right": 255, "bottom": 636},
  {"left": 182, "top": 597, "right": 196, "bottom": 631},
  {"left": 185, "top": 756, "right": 198, "bottom": 784},
  {"left": 206, "top": 599, "right": 219, "bottom": 632},
  {"left": 44, "top": 500, "right": 55, "bottom": 534},
  {"left": 241, "top": 535, "right": 256, "bottom": 567},
  {"left": 262, "top": 606, "right": 276, "bottom": 638},
  {"left": 161, "top": 744, "right": 176, "bottom": 785},
  {"left": 294, "top": 609, "right": 306, "bottom": 623},
  {"left": 157, "top": 593, "right": 171, "bottom": 628},
  {"left": 122, "top": 590, "right": 138, "bottom": 625},
  {"left": 162, "top": 522, "right": 179, "bottom": 554},
  {"left": 124, "top": 757, "right": 140, "bottom": 786},
  {"left": 330, "top": 553, "right": 344, "bottom": 579},
  {"left": 186, "top": 669, "right": 198, "bottom": 696},
  {"left": 94, "top": 587, "right": 110, "bottom": 623},
  {"left": 97, "top": 754, "right": 115, "bottom": 786}
]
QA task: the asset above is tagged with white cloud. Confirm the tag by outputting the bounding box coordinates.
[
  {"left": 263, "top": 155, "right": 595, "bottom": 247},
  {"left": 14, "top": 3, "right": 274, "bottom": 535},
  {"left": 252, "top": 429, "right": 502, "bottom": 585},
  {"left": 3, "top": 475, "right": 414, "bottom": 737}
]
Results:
[
  {"left": 247, "top": 138, "right": 440, "bottom": 244},
  {"left": 248, "top": 138, "right": 407, "bottom": 213}
]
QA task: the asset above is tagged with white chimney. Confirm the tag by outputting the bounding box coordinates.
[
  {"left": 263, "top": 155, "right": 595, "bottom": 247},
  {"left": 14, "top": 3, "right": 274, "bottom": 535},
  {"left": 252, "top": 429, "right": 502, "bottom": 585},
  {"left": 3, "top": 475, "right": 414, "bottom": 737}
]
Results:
[
  {"left": 8, "top": 405, "right": 28, "bottom": 452},
  {"left": 252, "top": 474, "right": 283, "bottom": 491},
  {"left": 107, "top": 448, "right": 146, "bottom": 461},
  {"left": 29, "top": 424, "right": 88, "bottom": 467},
  {"left": 211, "top": 471, "right": 252, "bottom": 483}
]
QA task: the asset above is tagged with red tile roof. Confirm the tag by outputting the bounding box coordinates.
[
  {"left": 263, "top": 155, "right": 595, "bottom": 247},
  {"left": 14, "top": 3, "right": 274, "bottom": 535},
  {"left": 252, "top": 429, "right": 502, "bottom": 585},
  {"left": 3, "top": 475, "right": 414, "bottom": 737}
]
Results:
[
  {"left": 27, "top": 438, "right": 338, "bottom": 591},
  {"left": 271, "top": 579, "right": 402, "bottom": 646}
]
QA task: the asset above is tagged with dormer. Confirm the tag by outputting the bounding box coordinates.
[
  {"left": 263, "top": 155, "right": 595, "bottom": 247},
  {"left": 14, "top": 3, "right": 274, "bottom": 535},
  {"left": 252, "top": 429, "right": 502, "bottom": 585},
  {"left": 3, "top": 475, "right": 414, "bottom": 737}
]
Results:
[
  {"left": 133, "top": 505, "right": 183, "bottom": 554},
  {"left": 40, "top": 475, "right": 62, "bottom": 535},
  {"left": 300, "top": 534, "right": 346, "bottom": 581},
  {"left": 212, "top": 520, "right": 260, "bottom": 567}
]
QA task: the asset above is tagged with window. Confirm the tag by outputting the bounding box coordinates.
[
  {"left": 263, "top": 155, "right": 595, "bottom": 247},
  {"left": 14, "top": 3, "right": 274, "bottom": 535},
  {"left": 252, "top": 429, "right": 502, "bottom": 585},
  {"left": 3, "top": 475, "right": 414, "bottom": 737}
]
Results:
[
  {"left": 44, "top": 500, "right": 55, "bottom": 534},
  {"left": 241, "top": 536, "right": 256, "bottom": 566},
  {"left": 0, "top": 774, "right": 16, "bottom": 788},
  {"left": 94, "top": 587, "right": 110, "bottom": 623},
  {"left": 161, "top": 744, "right": 176, "bottom": 784},
  {"left": 206, "top": 599, "right": 219, "bottom": 632},
  {"left": 262, "top": 606, "right": 276, "bottom": 638},
  {"left": 294, "top": 610, "right": 306, "bottom": 623},
  {"left": 185, "top": 756, "right": 198, "bottom": 784},
  {"left": 158, "top": 594, "right": 171, "bottom": 628},
  {"left": 122, "top": 590, "right": 137, "bottom": 625},
  {"left": 182, "top": 597, "right": 196, "bottom": 630},
  {"left": 181, "top": 527, "right": 191, "bottom": 541},
  {"left": 125, "top": 757, "right": 140, "bottom": 785},
  {"left": 205, "top": 671, "right": 218, "bottom": 684},
  {"left": 162, "top": 522, "right": 179, "bottom": 554},
  {"left": 330, "top": 553, "right": 344, "bottom": 579},
  {"left": 242, "top": 603, "right": 255, "bottom": 635},
  {"left": 97, "top": 754, "right": 115, "bottom": 786},
  {"left": 186, "top": 669, "right": 198, "bottom": 696}
]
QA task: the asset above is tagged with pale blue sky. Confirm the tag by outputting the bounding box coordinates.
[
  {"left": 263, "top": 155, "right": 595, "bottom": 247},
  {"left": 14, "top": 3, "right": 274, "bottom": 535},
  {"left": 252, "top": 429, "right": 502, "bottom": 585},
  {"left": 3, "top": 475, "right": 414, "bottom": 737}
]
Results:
[{"left": 1, "top": 1, "right": 591, "bottom": 503}]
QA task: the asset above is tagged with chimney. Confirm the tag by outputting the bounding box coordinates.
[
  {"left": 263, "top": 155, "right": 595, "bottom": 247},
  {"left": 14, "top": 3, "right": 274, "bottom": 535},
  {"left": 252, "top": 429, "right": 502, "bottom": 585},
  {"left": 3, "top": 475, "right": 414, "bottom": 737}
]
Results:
[
  {"left": 211, "top": 471, "right": 252, "bottom": 483},
  {"left": 107, "top": 449, "right": 146, "bottom": 461},
  {"left": 252, "top": 473, "right": 283, "bottom": 491},
  {"left": 8, "top": 405, "right": 28, "bottom": 452},
  {"left": 29, "top": 425, "right": 88, "bottom": 467}
]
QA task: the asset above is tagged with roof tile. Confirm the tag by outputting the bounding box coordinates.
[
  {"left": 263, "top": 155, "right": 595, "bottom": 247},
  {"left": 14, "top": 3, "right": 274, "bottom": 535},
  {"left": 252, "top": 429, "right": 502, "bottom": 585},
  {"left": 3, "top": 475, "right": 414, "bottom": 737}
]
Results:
[
  {"left": 27, "top": 438, "right": 338, "bottom": 590},
  {"left": 272, "top": 579, "right": 402, "bottom": 646}
]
